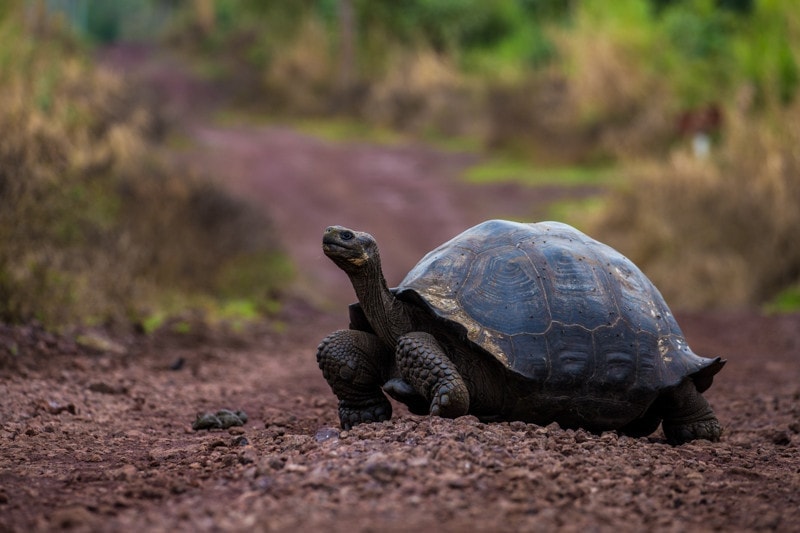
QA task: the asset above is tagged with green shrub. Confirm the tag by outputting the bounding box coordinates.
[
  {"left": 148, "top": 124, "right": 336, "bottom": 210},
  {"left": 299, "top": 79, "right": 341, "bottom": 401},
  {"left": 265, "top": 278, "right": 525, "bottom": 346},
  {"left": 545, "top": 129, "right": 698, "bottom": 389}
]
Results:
[{"left": 731, "top": 0, "right": 799, "bottom": 106}]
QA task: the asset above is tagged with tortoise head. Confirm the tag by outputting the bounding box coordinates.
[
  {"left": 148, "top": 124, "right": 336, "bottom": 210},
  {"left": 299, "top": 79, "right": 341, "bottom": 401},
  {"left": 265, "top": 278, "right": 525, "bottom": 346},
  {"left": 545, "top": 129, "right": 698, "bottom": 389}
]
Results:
[{"left": 323, "top": 226, "right": 380, "bottom": 275}]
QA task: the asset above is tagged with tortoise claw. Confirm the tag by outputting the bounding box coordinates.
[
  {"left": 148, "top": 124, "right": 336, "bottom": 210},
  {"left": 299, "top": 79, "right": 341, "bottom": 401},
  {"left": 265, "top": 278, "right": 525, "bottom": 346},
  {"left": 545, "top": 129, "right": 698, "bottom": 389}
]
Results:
[
  {"left": 430, "top": 381, "right": 469, "bottom": 419},
  {"left": 338, "top": 398, "right": 392, "bottom": 429}
]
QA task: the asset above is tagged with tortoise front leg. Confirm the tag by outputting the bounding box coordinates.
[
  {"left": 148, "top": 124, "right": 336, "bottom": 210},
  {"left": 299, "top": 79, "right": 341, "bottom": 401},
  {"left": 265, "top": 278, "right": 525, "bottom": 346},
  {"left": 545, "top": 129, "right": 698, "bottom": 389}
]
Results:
[
  {"left": 395, "top": 332, "right": 470, "bottom": 419},
  {"left": 660, "top": 378, "right": 722, "bottom": 444},
  {"left": 316, "top": 330, "right": 393, "bottom": 429}
]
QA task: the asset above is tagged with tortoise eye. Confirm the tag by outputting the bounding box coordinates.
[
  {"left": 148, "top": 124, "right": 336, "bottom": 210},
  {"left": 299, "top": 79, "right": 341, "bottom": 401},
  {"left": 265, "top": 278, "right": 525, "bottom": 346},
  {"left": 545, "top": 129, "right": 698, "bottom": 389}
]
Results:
[{"left": 340, "top": 230, "right": 355, "bottom": 241}]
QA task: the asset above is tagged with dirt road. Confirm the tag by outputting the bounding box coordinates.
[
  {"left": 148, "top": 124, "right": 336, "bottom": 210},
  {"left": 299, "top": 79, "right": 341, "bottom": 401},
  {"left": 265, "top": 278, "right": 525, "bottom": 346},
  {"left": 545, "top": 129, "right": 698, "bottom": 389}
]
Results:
[{"left": 0, "top": 47, "right": 798, "bottom": 532}]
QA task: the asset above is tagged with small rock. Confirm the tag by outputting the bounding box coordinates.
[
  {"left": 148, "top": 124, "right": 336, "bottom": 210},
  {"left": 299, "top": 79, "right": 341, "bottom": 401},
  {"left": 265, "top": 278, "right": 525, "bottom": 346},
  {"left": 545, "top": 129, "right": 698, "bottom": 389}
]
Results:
[
  {"left": 266, "top": 413, "right": 297, "bottom": 427},
  {"left": 314, "top": 427, "right": 339, "bottom": 443},
  {"left": 49, "top": 506, "right": 94, "bottom": 529},
  {"left": 192, "top": 413, "right": 222, "bottom": 431},
  {"left": 686, "top": 471, "right": 705, "bottom": 482},
  {"left": 407, "top": 457, "right": 429, "bottom": 468},
  {"left": 75, "top": 332, "right": 126, "bottom": 355},
  {"left": 192, "top": 409, "right": 248, "bottom": 431},
  {"left": 206, "top": 439, "right": 227, "bottom": 449},
  {"left": 546, "top": 422, "right": 561, "bottom": 432},
  {"left": 769, "top": 429, "right": 792, "bottom": 446},
  {"left": 253, "top": 476, "right": 275, "bottom": 492},
  {"left": 113, "top": 464, "right": 139, "bottom": 481},
  {"left": 45, "top": 400, "right": 76, "bottom": 415},
  {"left": 239, "top": 450, "right": 257, "bottom": 464},
  {"left": 88, "top": 382, "right": 128, "bottom": 395},
  {"left": 364, "top": 461, "right": 399, "bottom": 483},
  {"left": 216, "top": 409, "right": 247, "bottom": 428},
  {"left": 232, "top": 436, "right": 249, "bottom": 446},
  {"left": 440, "top": 472, "right": 469, "bottom": 489}
]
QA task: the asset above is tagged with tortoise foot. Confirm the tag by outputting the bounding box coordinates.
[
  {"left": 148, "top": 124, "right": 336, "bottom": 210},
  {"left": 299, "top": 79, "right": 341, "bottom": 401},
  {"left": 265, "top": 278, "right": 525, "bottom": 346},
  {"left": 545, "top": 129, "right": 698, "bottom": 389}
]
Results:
[
  {"left": 430, "top": 380, "right": 469, "bottom": 419},
  {"left": 338, "top": 397, "right": 392, "bottom": 430},
  {"left": 663, "top": 417, "right": 722, "bottom": 445},
  {"left": 661, "top": 379, "right": 722, "bottom": 444}
]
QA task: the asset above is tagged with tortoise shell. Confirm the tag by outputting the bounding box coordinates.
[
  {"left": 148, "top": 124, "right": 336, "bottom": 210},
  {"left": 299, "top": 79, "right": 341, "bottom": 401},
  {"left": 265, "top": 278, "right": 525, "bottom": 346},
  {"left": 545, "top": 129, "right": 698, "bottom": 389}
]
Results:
[{"left": 394, "top": 220, "right": 722, "bottom": 395}]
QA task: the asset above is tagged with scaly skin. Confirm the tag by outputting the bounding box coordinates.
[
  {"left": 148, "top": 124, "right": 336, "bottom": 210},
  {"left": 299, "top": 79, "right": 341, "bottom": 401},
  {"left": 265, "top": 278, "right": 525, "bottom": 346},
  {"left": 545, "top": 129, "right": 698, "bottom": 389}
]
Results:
[
  {"left": 382, "top": 378, "right": 430, "bottom": 415},
  {"left": 316, "top": 329, "right": 392, "bottom": 429},
  {"left": 661, "top": 379, "right": 722, "bottom": 444},
  {"left": 395, "top": 332, "right": 470, "bottom": 418}
]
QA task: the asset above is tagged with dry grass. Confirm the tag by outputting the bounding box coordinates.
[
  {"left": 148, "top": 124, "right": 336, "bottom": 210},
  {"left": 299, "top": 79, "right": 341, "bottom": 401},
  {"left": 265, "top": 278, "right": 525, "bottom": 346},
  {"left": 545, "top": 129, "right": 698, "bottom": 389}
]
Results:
[
  {"left": 551, "top": 6, "right": 676, "bottom": 161},
  {"left": 261, "top": 18, "right": 335, "bottom": 115},
  {"left": 0, "top": 13, "right": 289, "bottom": 328},
  {"left": 363, "top": 49, "right": 484, "bottom": 137},
  {"left": 595, "top": 98, "right": 800, "bottom": 309}
]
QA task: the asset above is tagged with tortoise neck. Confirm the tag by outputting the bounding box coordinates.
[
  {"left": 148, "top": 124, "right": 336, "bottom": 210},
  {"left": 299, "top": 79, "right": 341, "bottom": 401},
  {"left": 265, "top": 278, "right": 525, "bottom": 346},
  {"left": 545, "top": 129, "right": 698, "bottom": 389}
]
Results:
[{"left": 349, "top": 258, "right": 412, "bottom": 343}]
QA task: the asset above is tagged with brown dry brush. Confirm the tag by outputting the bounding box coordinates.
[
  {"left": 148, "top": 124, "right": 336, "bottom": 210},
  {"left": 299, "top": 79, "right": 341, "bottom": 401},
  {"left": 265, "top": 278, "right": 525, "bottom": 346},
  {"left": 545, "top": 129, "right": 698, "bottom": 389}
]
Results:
[
  {"left": 0, "top": 22, "right": 287, "bottom": 328},
  {"left": 595, "top": 100, "right": 800, "bottom": 310}
]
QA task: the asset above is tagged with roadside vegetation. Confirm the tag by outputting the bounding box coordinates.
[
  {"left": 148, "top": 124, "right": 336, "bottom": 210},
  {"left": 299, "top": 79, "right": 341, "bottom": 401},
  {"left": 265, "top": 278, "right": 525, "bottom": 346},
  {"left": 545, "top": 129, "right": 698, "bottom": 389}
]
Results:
[
  {"left": 159, "top": 0, "right": 798, "bottom": 310},
  {"left": 0, "top": 3, "right": 290, "bottom": 330},
  {"left": 4, "top": 0, "right": 799, "bottom": 317}
]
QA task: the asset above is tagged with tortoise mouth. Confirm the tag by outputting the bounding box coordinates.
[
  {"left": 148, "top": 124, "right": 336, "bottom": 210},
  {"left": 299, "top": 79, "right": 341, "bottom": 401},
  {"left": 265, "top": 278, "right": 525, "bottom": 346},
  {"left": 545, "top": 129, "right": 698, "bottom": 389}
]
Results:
[
  {"left": 322, "top": 236, "right": 355, "bottom": 255},
  {"left": 322, "top": 241, "right": 349, "bottom": 257}
]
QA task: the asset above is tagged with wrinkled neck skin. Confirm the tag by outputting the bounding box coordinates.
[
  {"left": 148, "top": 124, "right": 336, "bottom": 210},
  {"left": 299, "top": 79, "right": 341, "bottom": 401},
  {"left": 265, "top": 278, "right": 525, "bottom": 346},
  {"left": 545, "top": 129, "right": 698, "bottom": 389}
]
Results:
[{"left": 347, "top": 255, "right": 412, "bottom": 344}]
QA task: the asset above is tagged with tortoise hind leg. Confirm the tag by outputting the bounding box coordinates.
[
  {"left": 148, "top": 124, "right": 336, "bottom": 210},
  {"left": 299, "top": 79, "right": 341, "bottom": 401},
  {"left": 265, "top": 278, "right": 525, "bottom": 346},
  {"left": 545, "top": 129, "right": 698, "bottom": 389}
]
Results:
[
  {"left": 316, "top": 330, "right": 393, "bottom": 429},
  {"left": 660, "top": 378, "right": 722, "bottom": 444}
]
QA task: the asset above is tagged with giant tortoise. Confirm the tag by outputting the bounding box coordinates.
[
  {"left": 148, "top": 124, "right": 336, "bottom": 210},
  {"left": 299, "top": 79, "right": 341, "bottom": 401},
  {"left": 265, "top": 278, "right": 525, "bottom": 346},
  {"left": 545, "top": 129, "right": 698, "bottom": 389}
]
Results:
[{"left": 316, "top": 220, "right": 725, "bottom": 444}]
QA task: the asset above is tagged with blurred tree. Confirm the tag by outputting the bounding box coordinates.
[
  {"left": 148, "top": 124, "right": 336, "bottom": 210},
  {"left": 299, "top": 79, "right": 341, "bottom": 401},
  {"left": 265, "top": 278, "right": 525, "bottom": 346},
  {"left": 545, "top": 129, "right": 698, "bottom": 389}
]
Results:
[
  {"left": 518, "top": 0, "right": 574, "bottom": 18},
  {"left": 338, "top": 0, "right": 355, "bottom": 91},
  {"left": 193, "top": 0, "right": 215, "bottom": 36},
  {"left": 650, "top": 0, "right": 753, "bottom": 14},
  {"left": 85, "top": 0, "right": 122, "bottom": 42}
]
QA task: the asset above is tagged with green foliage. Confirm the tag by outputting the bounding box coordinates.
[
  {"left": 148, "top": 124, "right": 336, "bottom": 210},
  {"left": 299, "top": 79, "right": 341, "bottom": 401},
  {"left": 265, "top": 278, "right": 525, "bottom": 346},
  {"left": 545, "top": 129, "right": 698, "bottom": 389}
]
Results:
[
  {"left": 658, "top": 0, "right": 737, "bottom": 106},
  {"left": 546, "top": 196, "right": 608, "bottom": 232},
  {"left": 464, "top": 158, "right": 617, "bottom": 187},
  {"left": 765, "top": 284, "right": 800, "bottom": 314},
  {"left": 731, "top": 0, "right": 800, "bottom": 105},
  {"left": 352, "top": 0, "right": 564, "bottom": 75},
  {"left": 44, "top": 0, "right": 172, "bottom": 43},
  {"left": 288, "top": 117, "right": 405, "bottom": 145}
]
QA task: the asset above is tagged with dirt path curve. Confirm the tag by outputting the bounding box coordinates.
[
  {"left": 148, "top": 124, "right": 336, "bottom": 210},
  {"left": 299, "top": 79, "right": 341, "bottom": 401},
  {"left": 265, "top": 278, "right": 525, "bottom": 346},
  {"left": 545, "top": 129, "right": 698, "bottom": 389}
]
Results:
[
  {"left": 1, "top": 46, "right": 799, "bottom": 533},
  {"left": 186, "top": 122, "right": 591, "bottom": 309}
]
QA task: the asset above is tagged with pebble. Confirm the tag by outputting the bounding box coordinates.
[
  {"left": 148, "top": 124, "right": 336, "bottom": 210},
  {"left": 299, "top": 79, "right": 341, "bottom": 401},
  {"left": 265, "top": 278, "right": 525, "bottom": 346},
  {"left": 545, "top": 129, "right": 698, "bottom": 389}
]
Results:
[{"left": 314, "top": 427, "right": 340, "bottom": 442}]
